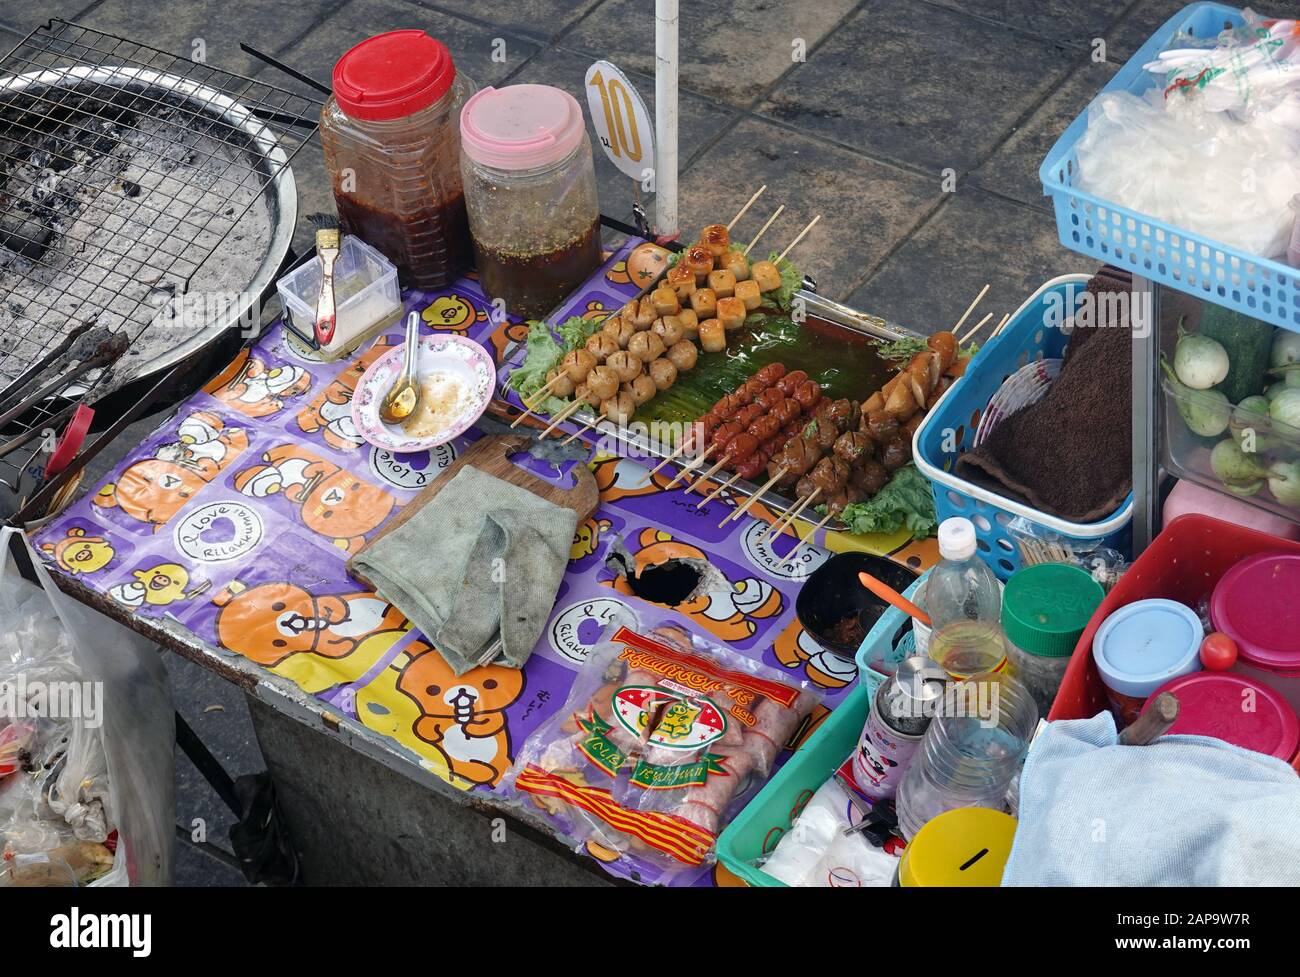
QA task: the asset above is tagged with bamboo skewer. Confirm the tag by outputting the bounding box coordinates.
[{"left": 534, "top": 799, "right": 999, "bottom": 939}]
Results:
[
  {"left": 726, "top": 185, "right": 768, "bottom": 230},
  {"left": 721, "top": 466, "right": 788, "bottom": 527},
  {"left": 990, "top": 313, "right": 1012, "bottom": 338},
  {"left": 798, "top": 511, "right": 835, "bottom": 548},
  {"left": 538, "top": 400, "right": 582, "bottom": 439},
  {"left": 687, "top": 455, "right": 731, "bottom": 494},
  {"left": 761, "top": 488, "right": 820, "bottom": 545},
  {"left": 776, "top": 214, "right": 821, "bottom": 263},
  {"left": 666, "top": 445, "right": 714, "bottom": 489},
  {"left": 649, "top": 438, "right": 693, "bottom": 477},
  {"left": 951, "top": 284, "right": 990, "bottom": 335},
  {"left": 743, "top": 205, "right": 785, "bottom": 257},
  {"left": 560, "top": 409, "right": 607, "bottom": 446},
  {"left": 956, "top": 312, "right": 993, "bottom": 346},
  {"left": 510, "top": 372, "right": 566, "bottom": 428},
  {"left": 696, "top": 470, "right": 743, "bottom": 509}
]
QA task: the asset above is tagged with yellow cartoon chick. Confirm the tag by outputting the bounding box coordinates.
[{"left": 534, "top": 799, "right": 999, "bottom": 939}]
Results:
[
  {"left": 422, "top": 294, "right": 485, "bottom": 332},
  {"left": 41, "top": 528, "right": 114, "bottom": 576}
]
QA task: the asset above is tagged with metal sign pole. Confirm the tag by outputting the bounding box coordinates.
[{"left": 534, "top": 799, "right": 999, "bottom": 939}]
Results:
[{"left": 654, "top": 0, "right": 679, "bottom": 239}]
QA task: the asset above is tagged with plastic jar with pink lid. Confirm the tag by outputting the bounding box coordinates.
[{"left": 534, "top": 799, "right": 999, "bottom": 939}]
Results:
[
  {"left": 1144, "top": 672, "right": 1300, "bottom": 771},
  {"left": 1211, "top": 551, "right": 1300, "bottom": 717},
  {"left": 320, "top": 30, "right": 476, "bottom": 289},
  {"left": 459, "top": 84, "right": 601, "bottom": 319}
]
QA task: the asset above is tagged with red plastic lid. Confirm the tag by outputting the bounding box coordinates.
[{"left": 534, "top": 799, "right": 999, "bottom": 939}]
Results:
[
  {"left": 1210, "top": 552, "right": 1300, "bottom": 676},
  {"left": 332, "top": 30, "right": 456, "bottom": 121},
  {"left": 1146, "top": 672, "right": 1299, "bottom": 761}
]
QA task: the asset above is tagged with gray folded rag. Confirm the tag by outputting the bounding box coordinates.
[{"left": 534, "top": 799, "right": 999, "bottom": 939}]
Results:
[{"left": 351, "top": 466, "right": 579, "bottom": 675}]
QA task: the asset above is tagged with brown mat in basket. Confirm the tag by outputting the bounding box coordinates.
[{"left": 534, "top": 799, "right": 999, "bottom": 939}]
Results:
[{"left": 956, "top": 269, "right": 1133, "bottom": 524}]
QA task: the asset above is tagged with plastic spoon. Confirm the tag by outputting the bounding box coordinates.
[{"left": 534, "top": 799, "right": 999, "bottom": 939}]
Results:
[
  {"left": 380, "top": 312, "right": 422, "bottom": 424},
  {"left": 858, "top": 571, "right": 932, "bottom": 628}
]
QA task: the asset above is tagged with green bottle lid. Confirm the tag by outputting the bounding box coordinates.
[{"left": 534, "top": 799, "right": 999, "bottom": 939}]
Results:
[{"left": 1001, "top": 563, "right": 1104, "bottom": 658}]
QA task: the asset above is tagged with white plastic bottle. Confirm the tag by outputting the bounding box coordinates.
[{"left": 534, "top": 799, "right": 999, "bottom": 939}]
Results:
[{"left": 923, "top": 518, "right": 1007, "bottom": 678}]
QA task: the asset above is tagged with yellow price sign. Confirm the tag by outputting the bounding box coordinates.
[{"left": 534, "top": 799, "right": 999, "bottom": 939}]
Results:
[{"left": 584, "top": 60, "right": 655, "bottom": 188}]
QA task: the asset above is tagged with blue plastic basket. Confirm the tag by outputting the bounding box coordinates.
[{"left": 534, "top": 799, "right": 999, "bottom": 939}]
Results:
[
  {"left": 913, "top": 276, "right": 1133, "bottom": 580},
  {"left": 714, "top": 582, "right": 920, "bottom": 886},
  {"left": 1040, "top": 2, "right": 1300, "bottom": 332}
]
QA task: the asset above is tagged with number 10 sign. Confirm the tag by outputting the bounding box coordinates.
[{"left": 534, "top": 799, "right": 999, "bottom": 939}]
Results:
[{"left": 584, "top": 61, "right": 655, "bottom": 190}]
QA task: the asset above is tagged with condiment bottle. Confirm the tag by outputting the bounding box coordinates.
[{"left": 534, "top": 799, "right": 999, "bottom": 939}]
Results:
[
  {"left": 1001, "top": 563, "right": 1104, "bottom": 718},
  {"left": 924, "top": 518, "right": 1007, "bottom": 678},
  {"left": 852, "top": 656, "right": 947, "bottom": 803},
  {"left": 320, "top": 30, "right": 475, "bottom": 288},
  {"left": 459, "top": 85, "right": 601, "bottom": 319}
]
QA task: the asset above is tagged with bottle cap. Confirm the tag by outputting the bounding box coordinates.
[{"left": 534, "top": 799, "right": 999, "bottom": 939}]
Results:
[
  {"left": 460, "top": 84, "right": 586, "bottom": 171},
  {"left": 937, "top": 517, "right": 977, "bottom": 561},
  {"left": 1001, "top": 563, "right": 1104, "bottom": 658},
  {"left": 333, "top": 30, "right": 457, "bottom": 122}
]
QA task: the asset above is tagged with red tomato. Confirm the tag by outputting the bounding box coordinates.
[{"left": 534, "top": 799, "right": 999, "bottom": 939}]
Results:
[{"left": 1200, "top": 632, "right": 1238, "bottom": 671}]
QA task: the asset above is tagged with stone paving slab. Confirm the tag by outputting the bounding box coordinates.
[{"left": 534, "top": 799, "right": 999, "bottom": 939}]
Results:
[
  {"left": 970, "top": 57, "right": 1118, "bottom": 210},
  {"left": 563, "top": 0, "right": 858, "bottom": 108},
  {"left": 423, "top": 0, "right": 605, "bottom": 42},
  {"left": 1105, "top": 0, "right": 1212, "bottom": 60},
  {"left": 678, "top": 117, "right": 942, "bottom": 304},
  {"left": 847, "top": 187, "right": 1093, "bottom": 335},
  {"left": 757, "top": 0, "right": 1076, "bottom": 176},
  {"left": 925, "top": 0, "right": 1132, "bottom": 48},
  {"left": 0, "top": 0, "right": 103, "bottom": 36},
  {"left": 502, "top": 44, "right": 738, "bottom": 230}
]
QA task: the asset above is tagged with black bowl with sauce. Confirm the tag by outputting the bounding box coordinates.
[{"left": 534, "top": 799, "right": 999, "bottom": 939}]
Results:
[{"left": 796, "top": 552, "right": 920, "bottom": 658}]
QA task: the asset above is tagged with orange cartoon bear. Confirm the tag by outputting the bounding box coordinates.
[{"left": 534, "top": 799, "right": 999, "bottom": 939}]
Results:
[
  {"left": 772, "top": 615, "right": 858, "bottom": 690},
  {"left": 40, "top": 528, "right": 114, "bottom": 576},
  {"left": 393, "top": 646, "right": 524, "bottom": 787},
  {"left": 94, "top": 410, "right": 250, "bottom": 530},
  {"left": 605, "top": 528, "right": 783, "bottom": 642},
  {"left": 233, "top": 444, "right": 396, "bottom": 553},
  {"left": 203, "top": 349, "right": 312, "bottom": 417},
  {"left": 591, "top": 452, "right": 674, "bottom": 503},
  {"left": 296, "top": 337, "right": 395, "bottom": 451}
]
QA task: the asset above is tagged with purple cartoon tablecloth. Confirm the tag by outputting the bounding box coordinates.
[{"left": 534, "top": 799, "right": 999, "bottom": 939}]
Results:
[{"left": 32, "top": 240, "right": 937, "bottom": 886}]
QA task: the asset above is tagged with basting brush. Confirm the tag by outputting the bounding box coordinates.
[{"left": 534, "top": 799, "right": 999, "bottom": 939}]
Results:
[{"left": 309, "top": 213, "right": 341, "bottom": 348}]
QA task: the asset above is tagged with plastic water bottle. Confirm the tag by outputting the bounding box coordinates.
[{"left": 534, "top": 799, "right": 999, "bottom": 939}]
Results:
[{"left": 924, "top": 518, "right": 1007, "bottom": 679}]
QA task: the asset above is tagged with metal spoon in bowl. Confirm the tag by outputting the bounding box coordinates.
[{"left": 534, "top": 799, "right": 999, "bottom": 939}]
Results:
[{"left": 380, "top": 311, "right": 422, "bottom": 424}]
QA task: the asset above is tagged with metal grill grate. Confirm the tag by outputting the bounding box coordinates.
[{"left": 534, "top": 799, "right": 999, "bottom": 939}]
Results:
[{"left": 0, "top": 19, "right": 322, "bottom": 512}]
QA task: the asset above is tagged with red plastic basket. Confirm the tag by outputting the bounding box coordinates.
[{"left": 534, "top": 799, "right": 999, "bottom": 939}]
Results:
[{"left": 1050, "top": 515, "right": 1300, "bottom": 721}]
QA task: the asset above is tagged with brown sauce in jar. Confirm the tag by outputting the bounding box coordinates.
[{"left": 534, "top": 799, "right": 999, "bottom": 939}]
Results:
[
  {"left": 472, "top": 218, "right": 601, "bottom": 319},
  {"left": 334, "top": 187, "right": 471, "bottom": 289}
]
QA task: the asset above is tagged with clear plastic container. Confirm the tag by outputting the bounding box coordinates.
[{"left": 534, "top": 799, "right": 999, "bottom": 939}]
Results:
[
  {"left": 276, "top": 235, "right": 401, "bottom": 359},
  {"left": 896, "top": 671, "right": 1038, "bottom": 841},
  {"left": 460, "top": 85, "right": 601, "bottom": 319},
  {"left": 320, "top": 30, "right": 475, "bottom": 289},
  {"left": 924, "top": 518, "right": 1007, "bottom": 677}
]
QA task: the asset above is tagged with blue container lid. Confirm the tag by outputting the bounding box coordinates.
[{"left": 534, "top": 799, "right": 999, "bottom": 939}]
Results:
[{"left": 1091, "top": 598, "right": 1203, "bottom": 699}]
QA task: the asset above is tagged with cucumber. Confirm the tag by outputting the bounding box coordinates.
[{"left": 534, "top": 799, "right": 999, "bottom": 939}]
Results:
[{"left": 1196, "top": 305, "right": 1275, "bottom": 404}]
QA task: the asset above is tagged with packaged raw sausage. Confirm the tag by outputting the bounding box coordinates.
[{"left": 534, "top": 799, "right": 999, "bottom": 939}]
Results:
[{"left": 508, "top": 623, "right": 819, "bottom": 880}]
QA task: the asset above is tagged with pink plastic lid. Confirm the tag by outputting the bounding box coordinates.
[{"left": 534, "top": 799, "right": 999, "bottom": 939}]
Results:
[
  {"left": 459, "top": 85, "right": 586, "bottom": 171},
  {"left": 1210, "top": 552, "right": 1300, "bottom": 676},
  {"left": 1145, "top": 672, "right": 1299, "bottom": 761}
]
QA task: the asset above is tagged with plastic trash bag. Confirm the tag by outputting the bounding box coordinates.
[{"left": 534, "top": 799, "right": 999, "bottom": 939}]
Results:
[
  {"left": 507, "top": 621, "right": 819, "bottom": 883},
  {"left": 1074, "top": 89, "right": 1300, "bottom": 260},
  {"left": 0, "top": 528, "right": 172, "bottom": 885}
]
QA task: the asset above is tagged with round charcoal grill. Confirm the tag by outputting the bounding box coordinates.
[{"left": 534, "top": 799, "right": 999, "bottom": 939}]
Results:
[{"left": 0, "top": 20, "right": 321, "bottom": 519}]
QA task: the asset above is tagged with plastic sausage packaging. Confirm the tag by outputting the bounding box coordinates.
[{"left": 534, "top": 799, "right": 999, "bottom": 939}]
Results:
[{"left": 508, "top": 623, "right": 819, "bottom": 879}]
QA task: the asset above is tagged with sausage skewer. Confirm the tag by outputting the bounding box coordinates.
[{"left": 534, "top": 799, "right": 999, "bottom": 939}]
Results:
[{"left": 720, "top": 466, "right": 789, "bottom": 527}]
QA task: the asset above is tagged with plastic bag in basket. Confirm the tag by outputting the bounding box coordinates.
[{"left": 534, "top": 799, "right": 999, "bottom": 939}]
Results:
[{"left": 507, "top": 622, "right": 819, "bottom": 879}]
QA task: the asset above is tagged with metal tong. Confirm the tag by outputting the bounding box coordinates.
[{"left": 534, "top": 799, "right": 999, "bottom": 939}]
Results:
[{"left": 0, "top": 326, "right": 128, "bottom": 431}]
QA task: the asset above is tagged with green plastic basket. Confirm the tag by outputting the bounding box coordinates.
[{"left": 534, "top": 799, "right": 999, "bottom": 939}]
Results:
[{"left": 716, "top": 583, "right": 921, "bottom": 886}]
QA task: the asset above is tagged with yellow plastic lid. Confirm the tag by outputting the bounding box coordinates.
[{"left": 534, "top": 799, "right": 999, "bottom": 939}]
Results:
[{"left": 897, "top": 808, "right": 1017, "bottom": 887}]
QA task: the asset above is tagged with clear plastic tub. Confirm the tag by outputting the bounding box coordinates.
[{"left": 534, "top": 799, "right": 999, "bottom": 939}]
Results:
[
  {"left": 276, "top": 235, "right": 401, "bottom": 360},
  {"left": 1161, "top": 376, "right": 1300, "bottom": 526},
  {"left": 896, "top": 671, "right": 1038, "bottom": 841}
]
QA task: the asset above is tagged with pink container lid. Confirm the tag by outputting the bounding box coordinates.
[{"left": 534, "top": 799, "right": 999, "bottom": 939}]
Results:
[
  {"left": 1145, "top": 672, "right": 1299, "bottom": 761},
  {"left": 1211, "top": 552, "right": 1300, "bottom": 676},
  {"left": 460, "top": 85, "right": 585, "bottom": 171}
]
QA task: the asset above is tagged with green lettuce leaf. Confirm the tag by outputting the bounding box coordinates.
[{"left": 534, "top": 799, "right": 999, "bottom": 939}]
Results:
[
  {"left": 822, "top": 464, "right": 937, "bottom": 539},
  {"left": 557, "top": 315, "right": 601, "bottom": 351},
  {"left": 766, "top": 250, "right": 804, "bottom": 310},
  {"left": 507, "top": 320, "right": 568, "bottom": 416}
]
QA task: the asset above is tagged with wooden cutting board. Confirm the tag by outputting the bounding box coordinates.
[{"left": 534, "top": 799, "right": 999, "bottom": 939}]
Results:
[{"left": 348, "top": 434, "right": 598, "bottom": 585}]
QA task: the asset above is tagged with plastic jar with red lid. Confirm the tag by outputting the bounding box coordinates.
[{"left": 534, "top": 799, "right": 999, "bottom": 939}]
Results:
[{"left": 320, "top": 30, "right": 475, "bottom": 288}]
